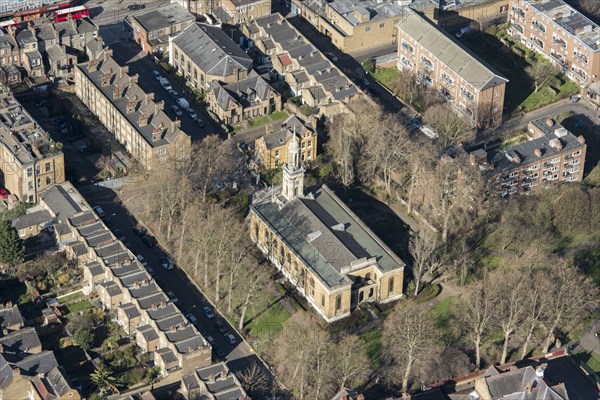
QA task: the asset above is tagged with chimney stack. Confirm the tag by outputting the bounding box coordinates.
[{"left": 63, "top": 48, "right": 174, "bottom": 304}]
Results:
[
  {"left": 534, "top": 148, "right": 542, "bottom": 157},
  {"left": 155, "top": 100, "right": 165, "bottom": 114},
  {"left": 552, "top": 140, "right": 563, "bottom": 150},
  {"left": 209, "top": 373, "right": 216, "bottom": 383},
  {"left": 129, "top": 73, "right": 139, "bottom": 85},
  {"left": 577, "top": 135, "right": 585, "bottom": 144},
  {"left": 126, "top": 95, "right": 138, "bottom": 114},
  {"left": 152, "top": 123, "right": 164, "bottom": 142},
  {"left": 145, "top": 92, "right": 154, "bottom": 104},
  {"left": 513, "top": 155, "right": 521, "bottom": 164},
  {"left": 138, "top": 112, "right": 149, "bottom": 127},
  {"left": 101, "top": 72, "right": 110, "bottom": 87},
  {"left": 88, "top": 59, "right": 98, "bottom": 72},
  {"left": 546, "top": 117, "right": 555, "bottom": 127},
  {"left": 113, "top": 85, "right": 122, "bottom": 100}
]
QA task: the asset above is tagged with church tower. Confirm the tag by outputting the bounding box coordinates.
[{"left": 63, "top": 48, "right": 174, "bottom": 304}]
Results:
[{"left": 282, "top": 135, "right": 305, "bottom": 202}]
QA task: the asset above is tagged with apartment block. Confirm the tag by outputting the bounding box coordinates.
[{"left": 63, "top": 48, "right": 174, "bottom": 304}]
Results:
[
  {"left": 75, "top": 48, "right": 191, "bottom": 169},
  {"left": 508, "top": 0, "right": 600, "bottom": 87},
  {"left": 396, "top": 11, "right": 508, "bottom": 127},
  {"left": 0, "top": 87, "right": 65, "bottom": 203},
  {"left": 221, "top": 0, "right": 272, "bottom": 24},
  {"left": 38, "top": 181, "right": 212, "bottom": 376},
  {"left": 291, "top": 0, "right": 406, "bottom": 54},
  {"left": 169, "top": 23, "right": 253, "bottom": 92},
  {"left": 254, "top": 114, "right": 317, "bottom": 169},
  {"left": 243, "top": 13, "right": 362, "bottom": 117},
  {"left": 206, "top": 70, "right": 282, "bottom": 126},
  {"left": 470, "top": 116, "right": 586, "bottom": 197},
  {"left": 125, "top": 4, "right": 195, "bottom": 56}
]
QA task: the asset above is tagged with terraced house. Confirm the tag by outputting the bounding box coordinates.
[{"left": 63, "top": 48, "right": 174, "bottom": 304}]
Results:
[
  {"left": 249, "top": 138, "right": 405, "bottom": 322},
  {"left": 243, "top": 13, "right": 363, "bottom": 117},
  {"left": 169, "top": 23, "right": 253, "bottom": 91},
  {"left": 508, "top": 0, "right": 600, "bottom": 88},
  {"left": 0, "top": 86, "right": 65, "bottom": 203},
  {"left": 206, "top": 70, "right": 281, "bottom": 125},
  {"left": 470, "top": 116, "right": 586, "bottom": 197},
  {"left": 75, "top": 48, "right": 191, "bottom": 169},
  {"left": 38, "top": 181, "right": 212, "bottom": 376},
  {"left": 396, "top": 10, "right": 508, "bottom": 127}
]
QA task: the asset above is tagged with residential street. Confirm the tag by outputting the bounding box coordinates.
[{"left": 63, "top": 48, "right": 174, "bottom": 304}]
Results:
[{"left": 78, "top": 184, "right": 279, "bottom": 398}]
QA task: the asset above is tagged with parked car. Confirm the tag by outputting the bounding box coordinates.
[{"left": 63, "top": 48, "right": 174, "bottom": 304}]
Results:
[
  {"left": 215, "top": 348, "right": 226, "bottom": 359},
  {"left": 420, "top": 125, "right": 438, "bottom": 139},
  {"left": 136, "top": 254, "right": 148, "bottom": 267},
  {"left": 408, "top": 117, "right": 422, "bottom": 129},
  {"left": 147, "top": 266, "right": 156, "bottom": 276},
  {"left": 160, "top": 256, "right": 173, "bottom": 270},
  {"left": 197, "top": 325, "right": 207, "bottom": 336},
  {"left": 206, "top": 335, "right": 215, "bottom": 345},
  {"left": 196, "top": 118, "right": 205, "bottom": 127},
  {"left": 93, "top": 206, "right": 105, "bottom": 218},
  {"left": 225, "top": 333, "right": 237, "bottom": 344},
  {"left": 0, "top": 188, "right": 8, "bottom": 199},
  {"left": 455, "top": 26, "right": 474, "bottom": 39},
  {"left": 142, "top": 234, "right": 157, "bottom": 248},
  {"left": 186, "top": 108, "right": 197, "bottom": 119},
  {"left": 176, "top": 98, "right": 190, "bottom": 109},
  {"left": 361, "top": 77, "right": 370, "bottom": 86},
  {"left": 160, "top": 78, "right": 172, "bottom": 91},
  {"left": 186, "top": 314, "right": 198, "bottom": 324},
  {"left": 166, "top": 291, "right": 178, "bottom": 303},
  {"left": 324, "top": 51, "right": 338, "bottom": 62},
  {"left": 571, "top": 95, "right": 581, "bottom": 102},
  {"left": 168, "top": 89, "right": 179, "bottom": 98},
  {"left": 170, "top": 104, "right": 183, "bottom": 117},
  {"left": 215, "top": 320, "right": 227, "bottom": 334},
  {"left": 203, "top": 306, "right": 215, "bottom": 319},
  {"left": 113, "top": 228, "right": 125, "bottom": 241},
  {"left": 54, "top": 117, "right": 66, "bottom": 125},
  {"left": 152, "top": 70, "right": 162, "bottom": 80}
]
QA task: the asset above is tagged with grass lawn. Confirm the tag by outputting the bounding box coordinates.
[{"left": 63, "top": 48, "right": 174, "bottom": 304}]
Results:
[
  {"left": 270, "top": 110, "right": 288, "bottom": 120},
  {"left": 371, "top": 67, "right": 400, "bottom": 90},
  {"left": 433, "top": 296, "right": 458, "bottom": 329},
  {"left": 360, "top": 329, "right": 382, "bottom": 367},
  {"left": 57, "top": 290, "right": 84, "bottom": 304},
  {"left": 250, "top": 115, "right": 270, "bottom": 128},
  {"left": 520, "top": 80, "right": 579, "bottom": 113},
  {"left": 574, "top": 350, "right": 600, "bottom": 373},
  {"left": 246, "top": 300, "right": 292, "bottom": 340},
  {"left": 65, "top": 300, "right": 92, "bottom": 314}
]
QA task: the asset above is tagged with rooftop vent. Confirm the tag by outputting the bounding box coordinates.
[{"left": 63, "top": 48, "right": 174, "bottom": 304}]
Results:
[
  {"left": 307, "top": 231, "right": 321, "bottom": 242},
  {"left": 549, "top": 138, "right": 562, "bottom": 149},
  {"left": 331, "top": 223, "right": 346, "bottom": 231},
  {"left": 554, "top": 127, "right": 568, "bottom": 137}
]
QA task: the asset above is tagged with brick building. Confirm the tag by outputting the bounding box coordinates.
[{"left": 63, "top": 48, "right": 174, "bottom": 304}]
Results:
[{"left": 396, "top": 10, "right": 508, "bottom": 127}]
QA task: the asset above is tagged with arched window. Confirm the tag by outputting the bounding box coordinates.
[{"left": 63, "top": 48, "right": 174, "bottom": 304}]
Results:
[
  {"left": 321, "top": 294, "right": 325, "bottom": 307},
  {"left": 309, "top": 277, "right": 315, "bottom": 297},
  {"left": 335, "top": 294, "right": 342, "bottom": 311},
  {"left": 365, "top": 272, "right": 371, "bottom": 281},
  {"left": 389, "top": 277, "right": 395, "bottom": 294}
]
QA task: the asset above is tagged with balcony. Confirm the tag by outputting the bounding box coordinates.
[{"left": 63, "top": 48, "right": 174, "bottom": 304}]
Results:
[
  {"left": 510, "top": 22, "right": 524, "bottom": 34},
  {"left": 421, "top": 59, "right": 434, "bottom": 70},
  {"left": 441, "top": 73, "right": 454, "bottom": 86},
  {"left": 439, "top": 87, "right": 452, "bottom": 101},
  {"left": 571, "top": 67, "right": 586, "bottom": 80},
  {"left": 460, "top": 88, "right": 474, "bottom": 102},
  {"left": 531, "top": 37, "right": 544, "bottom": 50},
  {"left": 550, "top": 51, "right": 566, "bottom": 65},
  {"left": 552, "top": 37, "right": 567, "bottom": 49},
  {"left": 574, "top": 53, "right": 589, "bottom": 64}
]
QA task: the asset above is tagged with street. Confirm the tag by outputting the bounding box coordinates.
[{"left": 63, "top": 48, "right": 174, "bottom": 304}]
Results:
[{"left": 79, "top": 185, "right": 277, "bottom": 398}]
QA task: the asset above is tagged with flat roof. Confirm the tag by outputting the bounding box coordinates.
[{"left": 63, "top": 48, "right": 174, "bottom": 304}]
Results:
[
  {"left": 396, "top": 10, "right": 508, "bottom": 91},
  {"left": 129, "top": 3, "right": 194, "bottom": 34},
  {"left": 329, "top": 0, "right": 406, "bottom": 27}
]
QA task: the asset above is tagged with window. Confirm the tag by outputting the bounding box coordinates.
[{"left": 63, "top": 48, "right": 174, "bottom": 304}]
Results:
[
  {"left": 46, "top": 176, "right": 52, "bottom": 185},
  {"left": 365, "top": 27, "right": 370, "bottom": 32},
  {"left": 158, "top": 149, "right": 167, "bottom": 155},
  {"left": 401, "top": 40, "right": 414, "bottom": 54},
  {"left": 321, "top": 294, "right": 325, "bottom": 307},
  {"left": 441, "top": 71, "right": 454, "bottom": 85},
  {"left": 389, "top": 277, "right": 394, "bottom": 293},
  {"left": 45, "top": 162, "right": 51, "bottom": 172},
  {"left": 275, "top": 150, "right": 280, "bottom": 158},
  {"left": 572, "top": 150, "right": 581, "bottom": 156},
  {"left": 27, "top": 168, "right": 32, "bottom": 177},
  {"left": 379, "top": 23, "right": 384, "bottom": 28}
]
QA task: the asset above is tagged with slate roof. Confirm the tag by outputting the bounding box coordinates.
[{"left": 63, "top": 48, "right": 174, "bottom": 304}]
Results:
[
  {"left": 155, "top": 347, "right": 178, "bottom": 369},
  {"left": 99, "top": 281, "right": 122, "bottom": 297},
  {"left": 77, "top": 53, "right": 188, "bottom": 148},
  {"left": 485, "top": 117, "right": 584, "bottom": 175},
  {"left": 11, "top": 209, "right": 52, "bottom": 230},
  {"left": 146, "top": 303, "right": 178, "bottom": 320},
  {"left": 188, "top": 362, "right": 247, "bottom": 399},
  {"left": 40, "top": 184, "right": 84, "bottom": 221},
  {"left": 111, "top": 261, "right": 144, "bottom": 277},
  {"left": 129, "top": 3, "right": 194, "bottom": 33},
  {"left": 119, "top": 303, "right": 141, "bottom": 319},
  {"left": 137, "top": 324, "right": 159, "bottom": 342},
  {"left": 32, "top": 366, "right": 74, "bottom": 398},
  {"left": 0, "top": 304, "right": 24, "bottom": 331},
  {"left": 0, "top": 354, "right": 12, "bottom": 388},
  {"left": 16, "top": 350, "right": 58, "bottom": 376},
  {"left": 261, "top": 114, "right": 313, "bottom": 150},
  {"left": 396, "top": 11, "right": 508, "bottom": 91},
  {"left": 172, "top": 23, "right": 252, "bottom": 78},
  {"left": 208, "top": 71, "right": 276, "bottom": 111},
  {"left": 0, "top": 327, "right": 41, "bottom": 360},
  {"left": 252, "top": 185, "right": 405, "bottom": 288}
]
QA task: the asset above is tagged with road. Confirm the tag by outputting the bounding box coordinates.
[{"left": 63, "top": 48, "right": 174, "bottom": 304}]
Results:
[
  {"left": 86, "top": 0, "right": 170, "bottom": 27},
  {"left": 79, "top": 185, "right": 278, "bottom": 398}
]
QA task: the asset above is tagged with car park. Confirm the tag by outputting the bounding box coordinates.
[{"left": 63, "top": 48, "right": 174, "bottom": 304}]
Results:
[
  {"left": 168, "top": 89, "right": 179, "bottom": 98},
  {"left": 93, "top": 206, "right": 105, "bottom": 218},
  {"left": 225, "top": 333, "right": 236, "bottom": 344},
  {"left": 170, "top": 105, "right": 183, "bottom": 117},
  {"left": 160, "top": 256, "right": 173, "bottom": 270},
  {"left": 166, "top": 291, "right": 178, "bottom": 303},
  {"left": 206, "top": 335, "right": 215, "bottom": 345},
  {"left": 152, "top": 71, "right": 162, "bottom": 80},
  {"left": 203, "top": 306, "right": 215, "bottom": 319},
  {"left": 136, "top": 254, "right": 148, "bottom": 267},
  {"left": 186, "top": 108, "right": 197, "bottom": 119}
]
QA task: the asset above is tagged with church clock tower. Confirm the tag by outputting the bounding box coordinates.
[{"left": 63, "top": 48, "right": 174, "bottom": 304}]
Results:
[{"left": 282, "top": 135, "right": 305, "bottom": 202}]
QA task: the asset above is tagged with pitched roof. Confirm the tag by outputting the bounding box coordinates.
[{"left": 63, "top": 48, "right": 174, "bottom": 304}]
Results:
[
  {"left": 396, "top": 11, "right": 508, "bottom": 91},
  {"left": 208, "top": 71, "right": 277, "bottom": 111},
  {"left": 16, "top": 351, "right": 58, "bottom": 376},
  {"left": 172, "top": 23, "right": 253, "bottom": 78},
  {"left": 11, "top": 209, "right": 52, "bottom": 230},
  {"left": 0, "top": 327, "right": 41, "bottom": 361},
  {"left": 0, "top": 354, "right": 13, "bottom": 388},
  {"left": 0, "top": 304, "right": 24, "bottom": 330}
]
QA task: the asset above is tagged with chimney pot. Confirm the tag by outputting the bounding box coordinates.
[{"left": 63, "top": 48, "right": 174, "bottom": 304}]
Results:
[
  {"left": 534, "top": 148, "right": 542, "bottom": 157},
  {"left": 577, "top": 135, "right": 585, "bottom": 144},
  {"left": 546, "top": 118, "right": 555, "bottom": 127},
  {"left": 513, "top": 155, "right": 521, "bottom": 164}
]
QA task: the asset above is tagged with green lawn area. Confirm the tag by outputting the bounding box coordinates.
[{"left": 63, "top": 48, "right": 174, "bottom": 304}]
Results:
[
  {"left": 57, "top": 290, "right": 84, "bottom": 304},
  {"left": 574, "top": 350, "right": 600, "bottom": 373},
  {"left": 65, "top": 300, "right": 92, "bottom": 314},
  {"left": 520, "top": 80, "right": 579, "bottom": 113},
  {"left": 371, "top": 68, "right": 400, "bottom": 90},
  {"left": 250, "top": 115, "right": 270, "bottom": 128},
  {"left": 359, "top": 329, "right": 382, "bottom": 367},
  {"left": 270, "top": 110, "right": 289, "bottom": 120},
  {"left": 433, "top": 296, "right": 458, "bottom": 329},
  {"left": 246, "top": 300, "right": 292, "bottom": 340}
]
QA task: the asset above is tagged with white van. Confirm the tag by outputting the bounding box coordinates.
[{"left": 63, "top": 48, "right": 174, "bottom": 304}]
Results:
[{"left": 176, "top": 98, "right": 190, "bottom": 109}]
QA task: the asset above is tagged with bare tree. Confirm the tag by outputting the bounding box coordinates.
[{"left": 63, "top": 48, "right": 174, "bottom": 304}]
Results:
[
  {"left": 579, "top": 0, "right": 600, "bottom": 17},
  {"left": 331, "top": 334, "right": 371, "bottom": 391},
  {"left": 424, "top": 104, "right": 473, "bottom": 147},
  {"left": 236, "top": 362, "right": 270, "bottom": 392},
  {"left": 392, "top": 69, "right": 423, "bottom": 106},
  {"left": 519, "top": 269, "right": 550, "bottom": 359},
  {"left": 418, "top": 346, "right": 473, "bottom": 384},
  {"left": 456, "top": 280, "right": 493, "bottom": 369},
  {"left": 541, "top": 263, "right": 599, "bottom": 353},
  {"left": 190, "top": 135, "right": 236, "bottom": 202},
  {"left": 525, "top": 61, "right": 559, "bottom": 93},
  {"left": 490, "top": 269, "right": 528, "bottom": 364},
  {"left": 409, "top": 232, "right": 442, "bottom": 295},
  {"left": 382, "top": 302, "right": 438, "bottom": 394}
]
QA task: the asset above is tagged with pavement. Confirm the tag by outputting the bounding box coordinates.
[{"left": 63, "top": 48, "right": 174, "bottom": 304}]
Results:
[
  {"left": 80, "top": 185, "right": 278, "bottom": 398},
  {"left": 578, "top": 320, "right": 600, "bottom": 357}
]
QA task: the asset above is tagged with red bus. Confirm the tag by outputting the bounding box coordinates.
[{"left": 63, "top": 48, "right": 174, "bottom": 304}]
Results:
[
  {"left": 10, "top": 1, "right": 72, "bottom": 22},
  {"left": 0, "top": 19, "right": 18, "bottom": 29},
  {"left": 54, "top": 5, "right": 88, "bottom": 22}
]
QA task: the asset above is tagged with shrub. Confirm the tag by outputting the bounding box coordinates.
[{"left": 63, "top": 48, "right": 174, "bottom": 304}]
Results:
[
  {"left": 415, "top": 283, "right": 441, "bottom": 303},
  {"left": 120, "top": 368, "right": 145, "bottom": 387}
]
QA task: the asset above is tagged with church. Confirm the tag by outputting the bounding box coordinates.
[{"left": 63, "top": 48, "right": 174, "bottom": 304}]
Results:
[{"left": 248, "top": 137, "right": 405, "bottom": 322}]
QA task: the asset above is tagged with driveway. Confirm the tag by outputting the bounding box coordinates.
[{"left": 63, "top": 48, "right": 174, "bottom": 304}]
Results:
[{"left": 79, "top": 186, "right": 278, "bottom": 398}]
